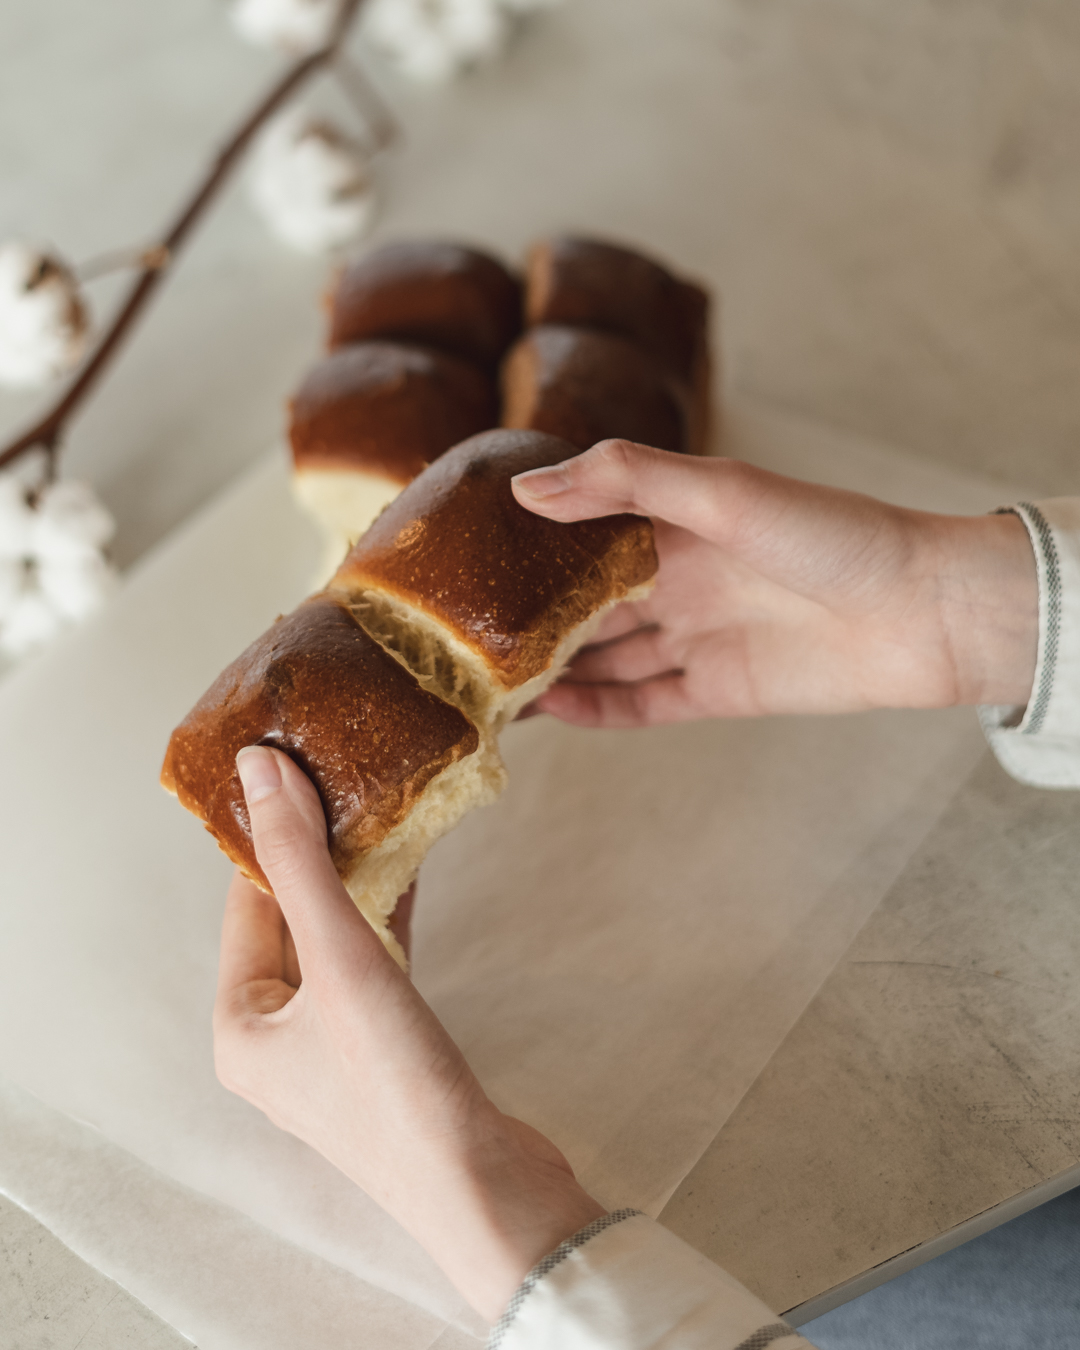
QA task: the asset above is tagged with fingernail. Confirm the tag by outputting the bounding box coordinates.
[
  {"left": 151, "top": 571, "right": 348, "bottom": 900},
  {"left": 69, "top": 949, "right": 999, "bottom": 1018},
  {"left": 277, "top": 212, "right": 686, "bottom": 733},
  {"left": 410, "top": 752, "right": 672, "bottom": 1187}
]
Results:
[
  {"left": 512, "top": 464, "right": 571, "bottom": 498},
  {"left": 236, "top": 746, "right": 281, "bottom": 804}
]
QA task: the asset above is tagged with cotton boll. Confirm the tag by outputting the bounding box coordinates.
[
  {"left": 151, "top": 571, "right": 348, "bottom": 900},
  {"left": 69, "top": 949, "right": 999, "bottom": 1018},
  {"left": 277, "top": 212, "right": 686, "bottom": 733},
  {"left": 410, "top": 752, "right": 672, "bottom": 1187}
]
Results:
[
  {"left": 0, "top": 475, "right": 35, "bottom": 560},
  {"left": 249, "top": 113, "right": 376, "bottom": 253},
  {"left": 0, "top": 581, "right": 63, "bottom": 658},
  {"left": 363, "top": 0, "right": 510, "bottom": 84},
  {"left": 31, "top": 479, "right": 116, "bottom": 562},
  {"left": 37, "top": 552, "right": 118, "bottom": 622},
  {"left": 230, "top": 0, "right": 340, "bottom": 54},
  {"left": 0, "top": 242, "right": 89, "bottom": 389}
]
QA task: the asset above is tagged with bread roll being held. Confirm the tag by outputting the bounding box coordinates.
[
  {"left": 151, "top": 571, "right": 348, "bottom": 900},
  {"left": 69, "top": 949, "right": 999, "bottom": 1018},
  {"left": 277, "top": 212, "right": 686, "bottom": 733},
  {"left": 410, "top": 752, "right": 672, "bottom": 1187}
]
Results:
[
  {"left": 289, "top": 340, "right": 496, "bottom": 578},
  {"left": 328, "top": 240, "right": 522, "bottom": 372},
  {"left": 331, "top": 428, "right": 658, "bottom": 733},
  {"left": 161, "top": 593, "right": 501, "bottom": 968},
  {"left": 501, "top": 324, "right": 687, "bottom": 455},
  {"left": 164, "top": 430, "right": 657, "bottom": 965}
]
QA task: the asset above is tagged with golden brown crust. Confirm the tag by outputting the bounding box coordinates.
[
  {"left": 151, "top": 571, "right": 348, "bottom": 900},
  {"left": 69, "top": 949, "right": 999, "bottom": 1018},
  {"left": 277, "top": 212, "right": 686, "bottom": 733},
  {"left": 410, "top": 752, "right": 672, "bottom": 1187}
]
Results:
[
  {"left": 328, "top": 241, "right": 522, "bottom": 371},
  {"left": 289, "top": 341, "right": 498, "bottom": 483},
  {"left": 160, "top": 593, "right": 479, "bottom": 891},
  {"left": 331, "top": 429, "right": 658, "bottom": 687},
  {"left": 526, "top": 235, "right": 710, "bottom": 384},
  {"left": 501, "top": 325, "right": 687, "bottom": 454}
]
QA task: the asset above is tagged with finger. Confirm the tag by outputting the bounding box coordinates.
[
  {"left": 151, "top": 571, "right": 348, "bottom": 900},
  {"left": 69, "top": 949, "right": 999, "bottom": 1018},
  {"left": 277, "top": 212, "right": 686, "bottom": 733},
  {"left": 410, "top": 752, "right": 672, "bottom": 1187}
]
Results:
[
  {"left": 563, "top": 625, "right": 675, "bottom": 685},
  {"left": 585, "top": 599, "right": 656, "bottom": 646},
  {"left": 216, "top": 871, "right": 299, "bottom": 1022},
  {"left": 234, "top": 746, "right": 391, "bottom": 980},
  {"left": 218, "top": 871, "right": 293, "bottom": 992},
  {"left": 511, "top": 439, "right": 749, "bottom": 539},
  {"left": 536, "top": 672, "right": 705, "bottom": 728},
  {"left": 512, "top": 440, "right": 911, "bottom": 600}
]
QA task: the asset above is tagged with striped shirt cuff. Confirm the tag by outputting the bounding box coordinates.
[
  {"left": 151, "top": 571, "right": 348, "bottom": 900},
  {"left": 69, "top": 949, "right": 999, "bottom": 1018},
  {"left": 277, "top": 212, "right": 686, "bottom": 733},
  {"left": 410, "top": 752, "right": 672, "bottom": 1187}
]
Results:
[
  {"left": 980, "top": 499, "right": 1080, "bottom": 788},
  {"left": 488, "top": 1210, "right": 814, "bottom": 1350}
]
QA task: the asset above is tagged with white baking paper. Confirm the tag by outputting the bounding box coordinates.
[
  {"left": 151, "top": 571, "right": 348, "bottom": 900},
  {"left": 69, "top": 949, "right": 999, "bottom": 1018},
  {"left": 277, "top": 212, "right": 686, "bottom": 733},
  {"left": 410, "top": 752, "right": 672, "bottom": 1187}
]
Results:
[
  {"left": 0, "top": 1077, "right": 466, "bottom": 1350},
  {"left": 0, "top": 402, "right": 1024, "bottom": 1331}
]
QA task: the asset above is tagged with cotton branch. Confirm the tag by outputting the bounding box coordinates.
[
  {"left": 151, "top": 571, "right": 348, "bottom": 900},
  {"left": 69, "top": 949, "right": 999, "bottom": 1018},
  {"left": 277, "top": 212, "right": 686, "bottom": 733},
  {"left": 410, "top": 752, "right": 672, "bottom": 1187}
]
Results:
[{"left": 0, "top": 0, "right": 366, "bottom": 476}]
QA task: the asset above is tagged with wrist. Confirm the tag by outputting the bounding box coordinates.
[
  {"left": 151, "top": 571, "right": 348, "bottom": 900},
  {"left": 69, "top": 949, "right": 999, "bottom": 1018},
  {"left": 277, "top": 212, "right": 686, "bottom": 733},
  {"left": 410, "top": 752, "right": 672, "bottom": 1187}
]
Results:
[
  {"left": 458, "top": 1157, "right": 605, "bottom": 1323},
  {"left": 932, "top": 511, "right": 1039, "bottom": 707},
  {"left": 396, "top": 1113, "right": 606, "bottom": 1324}
]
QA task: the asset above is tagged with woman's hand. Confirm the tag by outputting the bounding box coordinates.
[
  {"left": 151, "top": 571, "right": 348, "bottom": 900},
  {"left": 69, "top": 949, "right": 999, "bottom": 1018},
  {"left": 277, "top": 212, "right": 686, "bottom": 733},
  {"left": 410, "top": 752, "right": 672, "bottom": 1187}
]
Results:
[
  {"left": 512, "top": 440, "right": 1039, "bottom": 726},
  {"left": 214, "top": 745, "right": 604, "bottom": 1323}
]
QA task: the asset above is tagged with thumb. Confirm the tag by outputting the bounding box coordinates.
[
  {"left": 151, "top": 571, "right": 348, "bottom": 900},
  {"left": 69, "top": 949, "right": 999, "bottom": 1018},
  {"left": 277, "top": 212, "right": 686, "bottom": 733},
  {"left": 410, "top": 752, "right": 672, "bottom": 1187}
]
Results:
[
  {"left": 511, "top": 438, "right": 753, "bottom": 540},
  {"left": 235, "top": 746, "right": 387, "bottom": 978},
  {"left": 512, "top": 439, "right": 908, "bottom": 593}
]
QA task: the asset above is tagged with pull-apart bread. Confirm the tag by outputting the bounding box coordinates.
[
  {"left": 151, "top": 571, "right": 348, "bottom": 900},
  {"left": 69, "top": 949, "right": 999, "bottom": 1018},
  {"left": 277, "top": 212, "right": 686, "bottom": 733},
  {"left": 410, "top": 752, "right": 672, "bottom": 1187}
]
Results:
[
  {"left": 501, "top": 325, "right": 688, "bottom": 454},
  {"left": 290, "top": 340, "right": 496, "bottom": 577},
  {"left": 291, "top": 235, "right": 712, "bottom": 583},
  {"left": 523, "top": 236, "right": 712, "bottom": 454},
  {"left": 163, "top": 429, "right": 657, "bottom": 968}
]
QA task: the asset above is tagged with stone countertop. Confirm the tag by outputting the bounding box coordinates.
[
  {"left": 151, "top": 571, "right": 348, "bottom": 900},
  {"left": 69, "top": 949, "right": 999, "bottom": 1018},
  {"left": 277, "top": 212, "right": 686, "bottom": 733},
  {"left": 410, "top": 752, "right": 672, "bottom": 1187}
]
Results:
[
  {"left": 661, "top": 750, "right": 1080, "bottom": 1322},
  {"left": 0, "top": 1193, "right": 191, "bottom": 1350}
]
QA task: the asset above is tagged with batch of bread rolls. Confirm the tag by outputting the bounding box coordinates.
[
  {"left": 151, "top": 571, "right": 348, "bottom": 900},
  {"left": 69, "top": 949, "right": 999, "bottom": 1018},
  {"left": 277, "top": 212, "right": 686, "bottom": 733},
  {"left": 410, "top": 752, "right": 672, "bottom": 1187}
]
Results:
[{"left": 162, "top": 236, "right": 714, "bottom": 966}]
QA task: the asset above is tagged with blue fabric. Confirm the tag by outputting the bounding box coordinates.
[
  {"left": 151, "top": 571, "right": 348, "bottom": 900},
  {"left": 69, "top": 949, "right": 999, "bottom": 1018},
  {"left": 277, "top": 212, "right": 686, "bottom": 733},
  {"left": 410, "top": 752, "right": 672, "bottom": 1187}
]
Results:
[{"left": 803, "top": 1187, "right": 1080, "bottom": 1348}]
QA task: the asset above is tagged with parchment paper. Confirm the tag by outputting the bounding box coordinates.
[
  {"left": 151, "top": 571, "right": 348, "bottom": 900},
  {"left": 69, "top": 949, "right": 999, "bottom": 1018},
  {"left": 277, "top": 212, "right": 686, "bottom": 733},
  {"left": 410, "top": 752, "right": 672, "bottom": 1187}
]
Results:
[
  {"left": 0, "top": 1078, "right": 463, "bottom": 1350},
  {"left": 0, "top": 402, "right": 1023, "bottom": 1330}
]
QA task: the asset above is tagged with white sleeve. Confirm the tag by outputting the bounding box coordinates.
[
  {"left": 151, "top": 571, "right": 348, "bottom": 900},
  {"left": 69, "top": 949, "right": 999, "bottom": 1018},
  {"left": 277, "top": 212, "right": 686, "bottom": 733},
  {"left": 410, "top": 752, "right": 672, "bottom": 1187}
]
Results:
[
  {"left": 488, "top": 1210, "right": 816, "bottom": 1350},
  {"left": 980, "top": 498, "right": 1080, "bottom": 787}
]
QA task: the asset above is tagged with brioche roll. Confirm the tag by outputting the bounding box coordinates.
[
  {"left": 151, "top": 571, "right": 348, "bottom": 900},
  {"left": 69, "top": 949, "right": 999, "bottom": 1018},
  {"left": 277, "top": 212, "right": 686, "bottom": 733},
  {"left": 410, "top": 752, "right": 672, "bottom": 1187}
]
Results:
[
  {"left": 526, "top": 236, "right": 712, "bottom": 453},
  {"left": 330, "top": 428, "right": 658, "bottom": 731},
  {"left": 501, "top": 324, "right": 687, "bottom": 454},
  {"left": 328, "top": 240, "right": 522, "bottom": 371},
  {"left": 289, "top": 340, "right": 497, "bottom": 576},
  {"left": 161, "top": 593, "right": 502, "bottom": 967}
]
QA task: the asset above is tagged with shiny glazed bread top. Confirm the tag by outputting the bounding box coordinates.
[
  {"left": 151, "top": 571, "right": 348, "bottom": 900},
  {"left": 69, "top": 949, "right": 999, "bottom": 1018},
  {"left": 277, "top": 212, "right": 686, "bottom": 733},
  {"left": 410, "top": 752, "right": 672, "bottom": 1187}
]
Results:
[
  {"left": 328, "top": 240, "right": 523, "bottom": 371},
  {"left": 161, "top": 593, "right": 479, "bottom": 890},
  {"left": 331, "top": 428, "right": 658, "bottom": 687},
  {"left": 289, "top": 341, "right": 497, "bottom": 483}
]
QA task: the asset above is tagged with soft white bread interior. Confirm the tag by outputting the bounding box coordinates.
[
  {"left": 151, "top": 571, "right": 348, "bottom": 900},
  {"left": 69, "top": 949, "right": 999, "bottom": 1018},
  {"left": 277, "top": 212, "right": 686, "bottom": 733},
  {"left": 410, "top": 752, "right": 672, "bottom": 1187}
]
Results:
[
  {"left": 351, "top": 584, "right": 652, "bottom": 734},
  {"left": 291, "top": 466, "right": 405, "bottom": 583},
  {"left": 338, "top": 748, "right": 504, "bottom": 965}
]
